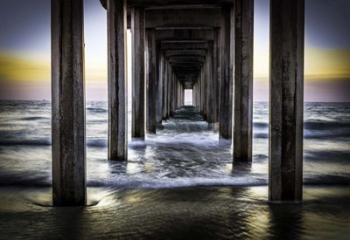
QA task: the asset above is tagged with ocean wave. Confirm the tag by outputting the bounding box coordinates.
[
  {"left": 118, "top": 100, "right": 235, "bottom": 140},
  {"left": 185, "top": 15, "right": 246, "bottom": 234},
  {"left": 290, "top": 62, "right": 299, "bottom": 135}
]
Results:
[
  {"left": 87, "top": 107, "right": 107, "bottom": 113},
  {"left": 304, "top": 150, "right": 350, "bottom": 163},
  {"left": 0, "top": 138, "right": 109, "bottom": 148},
  {"left": 87, "top": 139, "right": 107, "bottom": 147},
  {"left": 0, "top": 139, "right": 51, "bottom": 146},
  {"left": 87, "top": 177, "right": 267, "bottom": 188},
  {"left": 0, "top": 174, "right": 349, "bottom": 189},
  {"left": 0, "top": 173, "right": 51, "bottom": 187},
  {"left": 253, "top": 129, "right": 350, "bottom": 139},
  {"left": 254, "top": 133, "right": 268, "bottom": 139},
  {"left": 304, "top": 174, "right": 350, "bottom": 186},
  {"left": 305, "top": 121, "right": 350, "bottom": 130},
  {"left": 304, "top": 129, "right": 350, "bottom": 139},
  {"left": 21, "top": 116, "right": 48, "bottom": 121},
  {"left": 254, "top": 122, "right": 268, "bottom": 128},
  {"left": 253, "top": 121, "right": 350, "bottom": 130}
]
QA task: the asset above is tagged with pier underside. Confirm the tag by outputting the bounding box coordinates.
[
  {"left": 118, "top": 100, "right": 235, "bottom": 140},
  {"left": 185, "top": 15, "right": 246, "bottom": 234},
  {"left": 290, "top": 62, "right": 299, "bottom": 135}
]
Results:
[{"left": 51, "top": 0, "right": 304, "bottom": 205}]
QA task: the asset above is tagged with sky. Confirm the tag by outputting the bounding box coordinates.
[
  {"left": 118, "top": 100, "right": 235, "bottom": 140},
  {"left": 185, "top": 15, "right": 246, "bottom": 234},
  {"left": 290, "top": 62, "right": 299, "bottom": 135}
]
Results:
[{"left": 0, "top": 0, "right": 349, "bottom": 101}]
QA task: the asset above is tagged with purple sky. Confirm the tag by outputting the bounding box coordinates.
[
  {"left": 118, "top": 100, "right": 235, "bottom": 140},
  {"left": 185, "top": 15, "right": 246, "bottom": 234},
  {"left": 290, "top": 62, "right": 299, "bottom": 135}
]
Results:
[{"left": 0, "top": 0, "right": 349, "bottom": 101}]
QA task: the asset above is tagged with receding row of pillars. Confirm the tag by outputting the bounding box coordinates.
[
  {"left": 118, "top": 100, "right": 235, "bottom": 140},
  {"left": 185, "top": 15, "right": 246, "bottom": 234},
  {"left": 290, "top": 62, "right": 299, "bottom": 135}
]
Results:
[{"left": 51, "top": 0, "right": 304, "bottom": 205}]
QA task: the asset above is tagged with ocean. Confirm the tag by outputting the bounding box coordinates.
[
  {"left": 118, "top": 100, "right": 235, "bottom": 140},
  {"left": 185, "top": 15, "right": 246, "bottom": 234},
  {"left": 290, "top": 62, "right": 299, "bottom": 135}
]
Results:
[{"left": 0, "top": 101, "right": 349, "bottom": 239}]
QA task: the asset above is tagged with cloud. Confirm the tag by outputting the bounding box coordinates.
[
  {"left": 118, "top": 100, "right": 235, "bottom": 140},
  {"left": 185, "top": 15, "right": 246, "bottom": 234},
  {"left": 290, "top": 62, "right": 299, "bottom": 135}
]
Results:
[
  {"left": 305, "top": 48, "right": 350, "bottom": 80},
  {"left": 0, "top": 53, "right": 49, "bottom": 83}
]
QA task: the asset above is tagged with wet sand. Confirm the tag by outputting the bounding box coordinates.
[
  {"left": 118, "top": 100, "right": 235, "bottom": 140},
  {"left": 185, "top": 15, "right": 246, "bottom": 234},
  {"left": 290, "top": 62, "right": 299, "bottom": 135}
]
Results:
[{"left": 0, "top": 186, "right": 349, "bottom": 240}]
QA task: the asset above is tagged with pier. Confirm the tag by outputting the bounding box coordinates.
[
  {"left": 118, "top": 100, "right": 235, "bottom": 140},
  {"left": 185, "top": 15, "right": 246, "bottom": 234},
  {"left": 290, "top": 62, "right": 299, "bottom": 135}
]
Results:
[{"left": 51, "top": 0, "right": 304, "bottom": 205}]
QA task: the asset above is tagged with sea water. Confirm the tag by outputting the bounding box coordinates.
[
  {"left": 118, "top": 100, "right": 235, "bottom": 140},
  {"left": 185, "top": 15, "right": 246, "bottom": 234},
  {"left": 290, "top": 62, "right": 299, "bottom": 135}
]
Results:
[{"left": 0, "top": 101, "right": 349, "bottom": 239}]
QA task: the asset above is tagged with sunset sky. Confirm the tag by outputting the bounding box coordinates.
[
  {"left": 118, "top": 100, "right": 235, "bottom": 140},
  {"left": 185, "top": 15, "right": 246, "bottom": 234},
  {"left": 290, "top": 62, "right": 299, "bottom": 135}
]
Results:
[{"left": 0, "top": 0, "right": 349, "bottom": 101}]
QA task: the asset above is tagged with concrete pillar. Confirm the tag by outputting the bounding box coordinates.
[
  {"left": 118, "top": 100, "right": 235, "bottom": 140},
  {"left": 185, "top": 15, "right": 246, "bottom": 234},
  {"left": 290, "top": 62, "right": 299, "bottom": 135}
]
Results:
[
  {"left": 171, "top": 72, "right": 176, "bottom": 114},
  {"left": 167, "top": 63, "right": 172, "bottom": 117},
  {"left": 192, "top": 84, "right": 196, "bottom": 107},
  {"left": 179, "top": 82, "right": 183, "bottom": 107},
  {"left": 146, "top": 29, "right": 157, "bottom": 133},
  {"left": 204, "top": 56, "right": 209, "bottom": 120},
  {"left": 162, "top": 60, "right": 168, "bottom": 119},
  {"left": 197, "top": 77, "right": 200, "bottom": 110},
  {"left": 219, "top": 6, "right": 233, "bottom": 140},
  {"left": 156, "top": 51, "right": 164, "bottom": 124},
  {"left": 214, "top": 29, "right": 221, "bottom": 123},
  {"left": 107, "top": 0, "right": 127, "bottom": 160},
  {"left": 200, "top": 70, "right": 205, "bottom": 116},
  {"left": 233, "top": 0, "right": 254, "bottom": 162},
  {"left": 51, "top": 0, "right": 86, "bottom": 206},
  {"left": 196, "top": 81, "right": 199, "bottom": 109},
  {"left": 269, "top": 0, "right": 304, "bottom": 201},
  {"left": 176, "top": 81, "right": 179, "bottom": 108},
  {"left": 171, "top": 70, "right": 174, "bottom": 113},
  {"left": 131, "top": 8, "right": 145, "bottom": 140},
  {"left": 176, "top": 82, "right": 178, "bottom": 108},
  {"left": 207, "top": 42, "right": 217, "bottom": 125},
  {"left": 181, "top": 85, "right": 184, "bottom": 106},
  {"left": 180, "top": 85, "right": 183, "bottom": 106},
  {"left": 193, "top": 84, "right": 196, "bottom": 107}
]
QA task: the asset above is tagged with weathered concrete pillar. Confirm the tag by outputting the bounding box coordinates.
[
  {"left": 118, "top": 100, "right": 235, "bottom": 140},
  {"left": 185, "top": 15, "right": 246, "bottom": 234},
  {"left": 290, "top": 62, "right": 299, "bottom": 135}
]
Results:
[
  {"left": 146, "top": 29, "right": 157, "bottom": 133},
  {"left": 194, "top": 83, "right": 199, "bottom": 108},
  {"left": 176, "top": 82, "right": 178, "bottom": 108},
  {"left": 52, "top": 0, "right": 86, "bottom": 206},
  {"left": 156, "top": 51, "right": 164, "bottom": 124},
  {"left": 107, "top": 0, "right": 127, "bottom": 160},
  {"left": 269, "top": 0, "right": 304, "bottom": 202},
  {"left": 171, "top": 72, "right": 176, "bottom": 114},
  {"left": 162, "top": 60, "right": 168, "bottom": 119},
  {"left": 219, "top": 6, "right": 233, "bottom": 141},
  {"left": 197, "top": 76, "right": 201, "bottom": 110},
  {"left": 178, "top": 82, "right": 181, "bottom": 107},
  {"left": 200, "top": 69, "right": 205, "bottom": 116},
  {"left": 179, "top": 82, "right": 183, "bottom": 107},
  {"left": 193, "top": 84, "right": 197, "bottom": 107},
  {"left": 182, "top": 85, "right": 184, "bottom": 106},
  {"left": 214, "top": 29, "right": 221, "bottom": 123},
  {"left": 167, "top": 63, "right": 172, "bottom": 117},
  {"left": 204, "top": 56, "right": 209, "bottom": 120},
  {"left": 131, "top": 7, "right": 145, "bottom": 140},
  {"left": 234, "top": 0, "right": 254, "bottom": 162},
  {"left": 169, "top": 72, "right": 174, "bottom": 113},
  {"left": 212, "top": 34, "right": 219, "bottom": 125},
  {"left": 192, "top": 84, "right": 196, "bottom": 107},
  {"left": 207, "top": 42, "right": 217, "bottom": 125},
  {"left": 179, "top": 81, "right": 181, "bottom": 106}
]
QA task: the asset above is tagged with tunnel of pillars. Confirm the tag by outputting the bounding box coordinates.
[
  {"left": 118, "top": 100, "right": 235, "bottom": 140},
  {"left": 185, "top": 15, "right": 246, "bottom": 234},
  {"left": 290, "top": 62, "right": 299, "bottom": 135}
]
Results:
[
  {"left": 51, "top": 0, "right": 304, "bottom": 205},
  {"left": 142, "top": 33, "right": 221, "bottom": 134},
  {"left": 129, "top": 5, "right": 238, "bottom": 142}
]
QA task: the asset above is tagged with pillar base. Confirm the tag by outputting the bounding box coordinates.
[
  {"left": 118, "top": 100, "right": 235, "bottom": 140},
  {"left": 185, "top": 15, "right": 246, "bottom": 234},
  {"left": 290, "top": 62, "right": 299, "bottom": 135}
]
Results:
[
  {"left": 219, "top": 137, "right": 232, "bottom": 145},
  {"left": 208, "top": 122, "right": 219, "bottom": 132}
]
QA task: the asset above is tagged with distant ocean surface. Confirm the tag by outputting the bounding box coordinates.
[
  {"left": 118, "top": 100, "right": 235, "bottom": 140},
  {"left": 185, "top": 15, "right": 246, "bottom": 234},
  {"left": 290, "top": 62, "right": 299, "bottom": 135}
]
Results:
[
  {"left": 1, "top": 101, "right": 350, "bottom": 239},
  {"left": 0, "top": 100, "right": 349, "bottom": 188}
]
